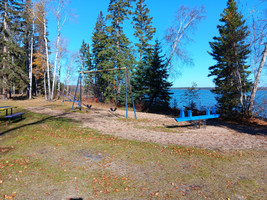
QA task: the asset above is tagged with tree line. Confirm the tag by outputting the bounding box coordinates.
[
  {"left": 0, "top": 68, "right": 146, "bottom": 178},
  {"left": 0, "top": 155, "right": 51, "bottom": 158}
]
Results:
[{"left": 0, "top": 0, "right": 266, "bottom": 117}]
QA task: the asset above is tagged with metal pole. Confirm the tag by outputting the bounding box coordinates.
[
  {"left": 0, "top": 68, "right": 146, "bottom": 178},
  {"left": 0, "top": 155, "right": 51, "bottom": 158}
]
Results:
[
  {"left": 126, "top": 69, "right": 137, "bottom": 119},
  {"left": 79, "top": 74, "right": 82, "bottom": 110},
  {"left": 72, "top": 73, "right": 81, "bottom": 110},
  {"left": 125, "top": 68, "right": 128, "bottom": 119}
]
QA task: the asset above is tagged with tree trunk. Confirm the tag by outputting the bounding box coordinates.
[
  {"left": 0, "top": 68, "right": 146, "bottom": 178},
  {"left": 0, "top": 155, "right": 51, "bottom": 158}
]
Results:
[
  {"left": 51, "top": 0, "right": 67, "bottom": 100},
  {"left": 13, "top": 85, "right": 15, "bottom": 95},
  {"left": 29, "top": 19, "right": 35, "bottom": 100},
  {"left": 35, "top": 76, "right": 38, "bottom": 96},
  {"left": 57, "top": 64, "right": 61, "bottom": 99},
  {"left": 2, "top": 0, "right": 8, "bottom": 100},
  {"left": 51, "top": 33, "right": 60, "bottom": 100},
  {"left": 43, "top": 18, "right": 51, "bottom": 101},
  {"left": 44, "top": 71, "right": 47, "bottom": 100},
  {"left": 249, "top": 44, "right": 267, "bottom": 113}
]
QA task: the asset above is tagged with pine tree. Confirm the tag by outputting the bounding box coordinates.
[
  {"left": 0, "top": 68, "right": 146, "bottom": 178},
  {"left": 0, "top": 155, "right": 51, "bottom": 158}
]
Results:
[
  {"left": 132, "top": 0, "right": 156, "bottom": 61},
  {"left": 132, "top": 0, "right": 156, "bottom": 105},
  {"left": 208, "top": 0, "right": 251, "bottom": 117},
  {"left": 79, "top": 40, "right": 92, "bottom": 95},
  {"left": 184, "top": 82, "right": 200, "bottom": 110},
  {"left": 0, "top": 0, "right": 27, "bottom": 99},
  {"left": 145, "top": 40, "right": 172, "bottom": 110},
  {"left": 22, "top": 0, "right": 35, "bottom": 99},
  {"left": 91, "top": 11, "right": 109, "bottom": 100},
  {"left": 103, "top": 0, "right": 134, "bottom": 103}
]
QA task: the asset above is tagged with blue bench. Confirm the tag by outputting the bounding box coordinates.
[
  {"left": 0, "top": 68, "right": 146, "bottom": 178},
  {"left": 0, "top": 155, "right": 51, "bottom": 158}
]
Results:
[
  {"left": 5, "top": 112, "right": 24, "bottom": 124},
  {"left": 175, "top": 108, "right": 220, "bottom": 128}
]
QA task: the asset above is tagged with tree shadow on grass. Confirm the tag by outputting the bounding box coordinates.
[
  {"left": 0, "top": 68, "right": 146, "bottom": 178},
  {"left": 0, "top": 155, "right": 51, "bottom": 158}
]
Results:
[{"left": 0, "top": 112, "right": 73, "bottom": 136}]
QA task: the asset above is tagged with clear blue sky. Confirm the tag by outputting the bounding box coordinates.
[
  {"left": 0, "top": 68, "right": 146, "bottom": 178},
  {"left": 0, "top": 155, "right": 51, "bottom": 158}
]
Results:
[{"left": 47, "top": 0, "right": 267, "bottom": 87}]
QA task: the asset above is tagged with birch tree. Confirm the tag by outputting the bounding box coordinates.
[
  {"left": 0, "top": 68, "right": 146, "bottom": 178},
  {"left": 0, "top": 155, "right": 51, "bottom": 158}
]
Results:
[
  {"left": 35, "top": 0, "right": 51, "bottom": 100},
  {"left": 165, "top": 6, "right": 205, "bottom": 70},
  {"left": 56, "top": 38, "right": 68, "bottom": 98},
  {"left": 248, "top": 8, "right": 267, "bottom": 113},
  {"left": 51, "top": 0, "right": 70, "bottom": 100},
  {"left": 64, "top": 52, "right": 77, "bottom": 92}
]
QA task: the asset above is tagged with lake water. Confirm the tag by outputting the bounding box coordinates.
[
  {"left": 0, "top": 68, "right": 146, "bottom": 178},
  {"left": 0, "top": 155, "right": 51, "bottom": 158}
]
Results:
[{"left": 170, "top": 89, "right": 267, "bottom": 118}]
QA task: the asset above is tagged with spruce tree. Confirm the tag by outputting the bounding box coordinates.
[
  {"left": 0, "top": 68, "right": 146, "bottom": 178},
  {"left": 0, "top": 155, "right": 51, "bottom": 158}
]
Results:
[
  {"left": 208, "top": 0, "right": 251, "bottom": 117},
  {"left": 145, "top": 40, "right": 172, "bottom": 110},
  {"left": 132, "top": 0, "right": 156, "bottom": 105},
  {"left": 0, "top": 0, "right": 27, "bottom": 99},
  {"left": 132, "top": 0, "right": 156, "bottom": 61},
  {"left": 79, "top": 40, "right": 92, "bottom": 95},
  {"left": 91, "top": 11, "right": 109, "bottom": 100},
  {"left": 22, "top": 0, "right": 36, "bottom": 98},
  {"left": 103, "top": 0, "right": 134, "bottom": 104}
]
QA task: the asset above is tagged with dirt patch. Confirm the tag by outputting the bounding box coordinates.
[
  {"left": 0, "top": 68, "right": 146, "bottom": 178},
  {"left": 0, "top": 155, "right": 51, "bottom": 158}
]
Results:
[{"left": 26, "top": 104, "right": 267, "bottom": 150}]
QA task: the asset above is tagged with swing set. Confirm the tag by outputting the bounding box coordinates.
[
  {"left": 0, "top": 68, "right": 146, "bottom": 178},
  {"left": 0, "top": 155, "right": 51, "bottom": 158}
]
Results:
[{"left": 72, "top": 67, "right": 137, "bottom": 119}]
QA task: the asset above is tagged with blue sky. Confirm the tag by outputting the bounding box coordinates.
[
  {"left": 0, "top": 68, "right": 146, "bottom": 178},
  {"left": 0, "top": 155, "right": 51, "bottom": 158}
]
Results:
[{"left": 47, "top": 0, "right": 267, "bottom": 87}]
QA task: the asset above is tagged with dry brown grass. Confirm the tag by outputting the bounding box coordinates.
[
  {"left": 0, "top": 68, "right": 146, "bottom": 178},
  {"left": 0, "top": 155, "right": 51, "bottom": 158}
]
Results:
[{"left": 0, "top": 107, "right": 266, "bottom": 199}]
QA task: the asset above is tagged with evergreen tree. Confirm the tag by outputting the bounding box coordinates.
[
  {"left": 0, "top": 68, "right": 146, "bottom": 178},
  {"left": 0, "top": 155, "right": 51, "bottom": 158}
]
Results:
[
  {"left": 132, "top": 0, "right": 156, "bottom": 61},
  {"left": 132, "top": 0, "right": 156, "bottom": 105},
  {"left": 183, "top": 82, "right": 200, "bottom": 110},
  {"left": 208, "top": 0, "right": 251, "bottom": 117},
  {"left": 79, "top": 40, "right": 92, "bottom": 95},
  {"left": 91, "top": 11, "right": 109, "bottom": 100},
  {"left": 145, "top": 40, "right": 172, "bottom": 110},
  {"left": 0, "top": 0, "right": 27, "bottom": 99},
  {"left": 132, "top": 59, "right": 149, "bottom": 105},
  {"left": 22, "top": 0, "right": 37, "bottom": 99},
  {"left": 103, "top": 0, "right": 134, "bottom": 103}
]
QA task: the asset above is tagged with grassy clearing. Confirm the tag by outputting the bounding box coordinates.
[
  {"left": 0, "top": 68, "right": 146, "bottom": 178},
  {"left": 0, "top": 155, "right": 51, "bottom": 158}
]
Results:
[{"left": 0, "top": 107, "right": 266, "bottom": 199}]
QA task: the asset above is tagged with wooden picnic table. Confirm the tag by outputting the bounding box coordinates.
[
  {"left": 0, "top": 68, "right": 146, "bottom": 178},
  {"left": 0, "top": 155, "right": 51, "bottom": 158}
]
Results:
[{"left": 0, "top": 106, "right": 17, "bottom": 116}]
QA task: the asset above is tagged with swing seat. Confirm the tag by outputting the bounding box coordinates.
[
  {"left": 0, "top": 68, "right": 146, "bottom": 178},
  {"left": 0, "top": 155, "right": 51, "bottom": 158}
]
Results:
[
  {"left": 110, "top": 107, "right": 117, "bottom": 112},
  {"left": 86, "top": 104, "right": 92, "bottom": 109}
]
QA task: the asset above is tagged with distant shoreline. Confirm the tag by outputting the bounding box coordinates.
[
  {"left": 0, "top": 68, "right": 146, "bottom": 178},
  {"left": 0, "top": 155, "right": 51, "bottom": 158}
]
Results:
[{"left": 171, "top": 87, "right": 267, "bottom": 90}]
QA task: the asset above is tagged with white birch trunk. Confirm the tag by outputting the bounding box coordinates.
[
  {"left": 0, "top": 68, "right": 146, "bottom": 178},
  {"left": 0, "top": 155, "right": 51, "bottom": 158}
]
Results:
[
  {"left": 249, "top": 44, "right": 267, "bottom": 113},
  {"left": 43, "top": 18, "right": 51, "bottom": 101},
  {"left": 57, "top": 64, "right": 61, "bottom": 99},
  {"left": 44, "top": 72, "right": 47, "bottom": 100},
  {"left": 51, "top": 0, "right": 67, "bottom": 100},
  {"left": 51, "top": 33, "right": 60, "bottom": 100},
  {"left": 29, "top": 19, "right": 35, "bottom": 100}
]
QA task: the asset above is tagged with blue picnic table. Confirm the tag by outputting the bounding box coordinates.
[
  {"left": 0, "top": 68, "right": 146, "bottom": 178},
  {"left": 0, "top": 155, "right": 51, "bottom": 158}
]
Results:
[
  {"left": 0, "top": 106, "right": 15, "bottom": 116},
  {"left": 0, "top": 106, "right": 24, "bottom": 124}
]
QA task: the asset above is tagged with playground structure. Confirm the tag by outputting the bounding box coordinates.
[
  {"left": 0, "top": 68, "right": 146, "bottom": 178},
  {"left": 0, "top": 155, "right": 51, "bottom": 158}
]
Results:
[
  {"left": 70, "top": 67, "right": 137, "bottom": 119},
  {"left": 58, "top": 89, "right": 92, "bottom": 109},
  {"left": 175, "top": 107, "right": 220, "bottom": 128}
]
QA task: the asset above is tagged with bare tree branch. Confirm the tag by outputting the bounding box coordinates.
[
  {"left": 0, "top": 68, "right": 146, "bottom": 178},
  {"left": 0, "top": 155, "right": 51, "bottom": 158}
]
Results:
[
  {"left": 51, "top": 0, "right": 72, "bottom": 100},
  {"left": 248, "top": 6, "right": 267, "bottom": 113},
  {"left": 165, "top": 5, "right": 205, "bottom": 70}
]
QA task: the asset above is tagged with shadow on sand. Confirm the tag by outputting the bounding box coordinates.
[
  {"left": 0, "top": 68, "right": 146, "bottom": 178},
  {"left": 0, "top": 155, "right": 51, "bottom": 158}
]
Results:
[{"left": 166, "top": 118, "right": 267, "bottom": 136}]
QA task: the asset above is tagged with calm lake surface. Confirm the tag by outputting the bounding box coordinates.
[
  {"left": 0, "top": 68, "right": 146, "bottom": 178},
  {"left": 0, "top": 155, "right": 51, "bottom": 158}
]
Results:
[{"left": 170, "top": 89, "right": 267, "bottom": 118}]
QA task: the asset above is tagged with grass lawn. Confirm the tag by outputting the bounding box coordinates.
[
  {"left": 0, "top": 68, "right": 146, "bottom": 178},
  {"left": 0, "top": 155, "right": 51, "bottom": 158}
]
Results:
[{"left": 0, "top": 104, "right": 266, "bottom": 199}]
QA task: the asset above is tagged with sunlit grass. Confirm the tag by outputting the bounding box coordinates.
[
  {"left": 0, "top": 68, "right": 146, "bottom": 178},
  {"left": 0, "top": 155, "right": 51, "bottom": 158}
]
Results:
[{"left": 0, "top": 104, "right": 266, "bottom": 199}]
